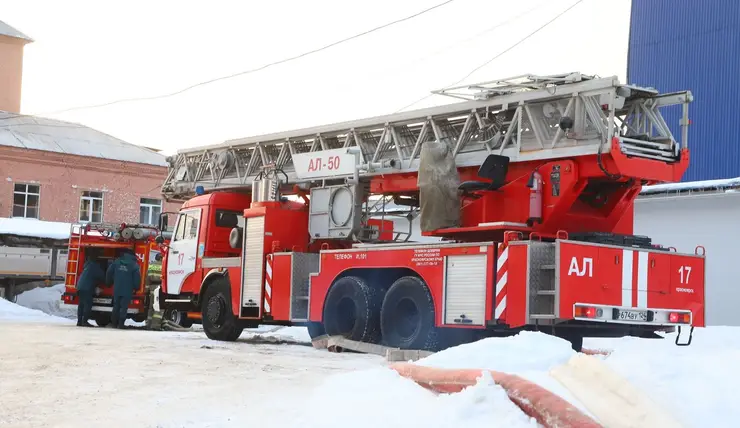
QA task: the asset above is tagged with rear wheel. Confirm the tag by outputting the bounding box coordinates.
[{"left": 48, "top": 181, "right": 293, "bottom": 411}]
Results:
[
  {"left": 94, "top": 313, "right": 111, "bottom": 327},
  {"left": 380, "top": 276, "right": 439, "bottom": 351},
  {"left": 322, "top": 276, "right": 383, "bottom": 344},
  {"left": 306, "top": 322, "right": 326, "bottom": 340},
  {"left": 202, "top": 277, "right": 243, "bottom": 341}
]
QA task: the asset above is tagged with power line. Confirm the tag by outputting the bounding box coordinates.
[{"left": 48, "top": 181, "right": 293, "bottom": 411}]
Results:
[
  {"left": 36, "top": 0, "right": 459, "bottom": 116},
  {"left": 394, "top": 0, "right": 585, "bottom": 113}
]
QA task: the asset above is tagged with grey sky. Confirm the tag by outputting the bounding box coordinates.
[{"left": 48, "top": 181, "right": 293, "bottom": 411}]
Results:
[{"left": 0, "top": 0, "right": 631, "bottom": 155}]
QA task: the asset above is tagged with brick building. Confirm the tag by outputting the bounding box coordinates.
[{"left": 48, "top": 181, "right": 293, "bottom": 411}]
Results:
[{"left": 0, "top": 20, "right": 178, "bottom": 226}]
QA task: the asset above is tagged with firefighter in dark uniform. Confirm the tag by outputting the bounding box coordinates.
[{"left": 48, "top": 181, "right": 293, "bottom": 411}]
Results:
[
  {"left": 77, "top": 251, "right": 104, "bottom": 327},
  {"left": 106, "top": 249, "right": 141, "bottom": 329}
]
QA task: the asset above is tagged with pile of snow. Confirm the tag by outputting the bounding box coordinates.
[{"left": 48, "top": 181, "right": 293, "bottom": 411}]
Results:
[
  {"left": 0, "top": 296, "right": 73, "bottom": 324},
  {"left": 14, "top": 283, "right": 76, "bottom": 320},
  {"left": 293, "top": 367, "right": 537, "bottom": 428},
  {"left": 586, "top": 327, "right": 740, "bottom": 428},
  {"left": 416, "top": 331, "right": 574, "bottom": 372},
  {"left": 0, "top": 217, "right": 71, "bottom": 239}
]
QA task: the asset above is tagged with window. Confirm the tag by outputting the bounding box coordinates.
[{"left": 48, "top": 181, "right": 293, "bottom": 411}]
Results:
[
  {"left": 173, "top": 210, "right": 201, "bottom": 242},
  {"left": 79, "top": 191, "right": 103, "bottom": 223},
  {"left": 214, "top": 210, "right": 240, "bottom": 228},
  {"left": 12, "top": 184, "right": 40, "bottom": 218},
  {"left": 139, "top": 198, "right": 162, "bottom": 225}
]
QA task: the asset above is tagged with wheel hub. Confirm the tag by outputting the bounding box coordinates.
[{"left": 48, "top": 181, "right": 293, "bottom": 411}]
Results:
[{"left": 206, "top": 296, "right": 224, "bottom": 326}]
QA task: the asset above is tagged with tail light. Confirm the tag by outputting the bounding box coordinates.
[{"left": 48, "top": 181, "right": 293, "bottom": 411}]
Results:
[
  {"left": 669, "top": 312, "right": 691, "bottom": 324},
  {"left": 574, "top": 305, "right": 603, "bottom": 318}
]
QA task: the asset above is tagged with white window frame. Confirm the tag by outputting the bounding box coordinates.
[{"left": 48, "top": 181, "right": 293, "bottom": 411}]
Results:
[
  {"left": 12, "top": 183, "right": 40, "bottom": 219},
  {"left": 79, "top": 191, "right": 104, "bottom": 224},
  {"left": 139, "top": 198, "right": 163, "bottom": 225}
]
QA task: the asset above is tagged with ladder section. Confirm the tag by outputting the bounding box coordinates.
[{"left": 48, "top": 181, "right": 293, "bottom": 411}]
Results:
[
  {"left": 64, "top": 224, "right": 85, "bottom": 288},
  {"left": 162, "top": 72, "right": 692, "bottom": 200}
]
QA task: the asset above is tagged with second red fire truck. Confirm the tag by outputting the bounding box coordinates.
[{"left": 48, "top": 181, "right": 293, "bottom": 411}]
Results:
[{"left": 156, "top": 73, "right": 705, "bottom": 351}]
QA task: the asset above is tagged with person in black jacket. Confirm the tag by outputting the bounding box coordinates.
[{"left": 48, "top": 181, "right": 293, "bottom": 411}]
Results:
[
  {"left": 106, "top": 249, "right": 141, "bottom": 329},
  {"left": 77, "top": 251, "right": 105, "bottom": 327}
]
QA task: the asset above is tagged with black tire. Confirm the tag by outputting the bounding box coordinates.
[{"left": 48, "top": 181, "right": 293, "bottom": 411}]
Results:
[
  {"left": 306, "top": 322, "right": 326, "bottom": 339},
  {"left": 380, "top": 276, "right": 439, "bottom": 351},
  {"left": 201, "top": 277, "right": 243, "bottom": 341},
  {"left": 163, "top": 309, "right": 193, "bottom": 327},
  {"left": 94, "top": 313, "right": 111, "bottom": 327},
  {"left": 322, "top": 276, "right": 383, "bottom": 344}
]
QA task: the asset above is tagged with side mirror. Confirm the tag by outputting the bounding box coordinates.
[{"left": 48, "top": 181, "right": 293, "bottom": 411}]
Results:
[
  {"left": 154, "top": 252, "right": 163, "bottom": 262},
  {"left": 158, "top": 213, "right": 169, "bottom": 231}
]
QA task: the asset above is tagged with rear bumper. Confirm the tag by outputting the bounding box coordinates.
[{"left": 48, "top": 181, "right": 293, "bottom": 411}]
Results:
[
  {"left": 61, "top": 292, "right": 143, "bottom": 314},
  {"left": 61, "top": 302, "right": 141, "bottom": 314},
  {"left": 572, "top": 303, "right": 693, "bottom": 328}
]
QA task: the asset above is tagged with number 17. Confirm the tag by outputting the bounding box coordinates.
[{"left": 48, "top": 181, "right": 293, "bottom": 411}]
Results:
[{"left": 678, "top": 266, "right": 692, "bottom": 284}]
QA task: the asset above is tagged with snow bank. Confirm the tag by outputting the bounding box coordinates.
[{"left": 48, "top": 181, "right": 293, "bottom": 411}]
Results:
[
  {"left": 416, "top": 331, "right": 575, "bottom": 372},
  {"left": 292, "top": 367, "right": 537, "bottom": 428},
  {"left": 0, "top": 296, "right": 73, "bottom": 324},
  {"left": 586, "top": 327, "right": 740, "bottom": 428},
  {"left": 14, "top": 283, "right": 76, "bottom": 320},
  {"left": 0, "top": 217, "right": 70, "bottom": 239}
]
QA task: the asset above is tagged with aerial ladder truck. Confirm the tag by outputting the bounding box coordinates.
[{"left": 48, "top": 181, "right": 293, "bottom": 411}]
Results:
[{"left": 156, "top": 72, "right": 704, "bottom": 351}]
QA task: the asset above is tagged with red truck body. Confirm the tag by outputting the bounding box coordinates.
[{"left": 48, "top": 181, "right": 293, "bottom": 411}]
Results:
[{"left": 61, "top": 224, "right": 166, "bottom": 326}]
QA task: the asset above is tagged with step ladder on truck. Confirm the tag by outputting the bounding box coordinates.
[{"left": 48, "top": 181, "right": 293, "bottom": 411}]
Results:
[
  {"left": 155, "top": 72, "right": 704, "bottom": 351},
  {"left": 60, "top": 222, "right": 190, "bottom": 327}
]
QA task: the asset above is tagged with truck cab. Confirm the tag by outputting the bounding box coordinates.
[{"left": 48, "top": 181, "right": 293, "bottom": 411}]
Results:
[{"left": 159, "top": 192, "right": 251, "bottom": 316}]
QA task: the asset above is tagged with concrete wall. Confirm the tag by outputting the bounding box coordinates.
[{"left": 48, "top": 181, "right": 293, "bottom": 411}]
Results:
[
  {"left": 633, "top": 192, "right": 740, "bottom": 326},
  {"left": 0, "top": 146, "right": 180, "bottom": 224},
  {"left": 0, "top": 35, "right": 26, "bottom": 113}
]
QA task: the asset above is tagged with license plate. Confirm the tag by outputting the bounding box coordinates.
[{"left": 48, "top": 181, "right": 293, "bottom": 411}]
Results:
[
  {"left": 93, "top": 298, "right": 112, "bottom": 305},
  {"left": 616, "top": 309, "right": 647, "bottom": 322}
]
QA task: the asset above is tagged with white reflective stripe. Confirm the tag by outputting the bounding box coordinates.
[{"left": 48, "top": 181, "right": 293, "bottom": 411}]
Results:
[
  {"left": 621, "top": 249, "right": 633, "bottom": 307},
  {"left": 494, "top": 296, "right": 507, "bottom": 319},
  {"left": 497, "top": 247, "right": 508, "bottom": 272},
  {"left": 637, "top": 252, "right": 649, "bottom": 308},
  {"left": 264, "top": 282, "right": 272, "bottom": 297},
  {"left": 495, "top": 271, "right": 507, "bottom": 296},
  {"left": 265, "top": 257, "right": 273, "bottom": 277},
  {"left": 263, "top": 299, "right": 271, "bottom": 312}
]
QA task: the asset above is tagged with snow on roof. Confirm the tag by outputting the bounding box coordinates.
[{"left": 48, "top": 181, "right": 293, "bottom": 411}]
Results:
[
  {"left": 640, "top": 177, "right": 740, "bottom": 195},
  {"left": 0, "top": 20, "right": 33, "bottom": 43},
  {"left": 0, "top": 112, "right": 168, "bottom": 166},
  {"left": 0, "top": 217, "right": 70, "bottom": 240}
]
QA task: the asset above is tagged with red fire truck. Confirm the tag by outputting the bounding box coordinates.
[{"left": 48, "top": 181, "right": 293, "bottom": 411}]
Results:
[
  {"left": 60, "top": 222, "right": 186, "bottom": 327},
  {"left": 157, "top": 73, "right": 704, "bottom": 351}
]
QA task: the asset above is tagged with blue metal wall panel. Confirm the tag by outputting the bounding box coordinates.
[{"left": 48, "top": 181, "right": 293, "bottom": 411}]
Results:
[{"left": 628, "top": 0, "right": 740, "bottom": 181}]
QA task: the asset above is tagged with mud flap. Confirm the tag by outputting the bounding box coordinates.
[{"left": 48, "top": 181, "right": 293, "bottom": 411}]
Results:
[{"left": 549, "top": 353, "right": 684, "bottom": 428}]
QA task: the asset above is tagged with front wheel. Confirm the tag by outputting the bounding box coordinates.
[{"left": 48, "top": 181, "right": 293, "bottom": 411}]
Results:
[{"left": 201, "top": 277, "right": 243, "bottom": 341}]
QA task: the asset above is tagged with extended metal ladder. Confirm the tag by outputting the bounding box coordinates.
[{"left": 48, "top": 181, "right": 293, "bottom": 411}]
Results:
[{"left": 161, "top": 72, "right": 692, "bottom": 200}]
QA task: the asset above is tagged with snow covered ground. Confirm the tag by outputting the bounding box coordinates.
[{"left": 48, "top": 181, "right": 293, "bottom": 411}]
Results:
[{"left": 1, "top": 292, "right": 737, "bottom": 427}]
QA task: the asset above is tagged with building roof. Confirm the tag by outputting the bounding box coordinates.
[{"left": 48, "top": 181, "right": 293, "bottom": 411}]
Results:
[
  {"left": 0, "top": 111, "right": 168, "bottom": 167},
  {"left": 0, "top": 20, "right": 33, "bottom": 43}
]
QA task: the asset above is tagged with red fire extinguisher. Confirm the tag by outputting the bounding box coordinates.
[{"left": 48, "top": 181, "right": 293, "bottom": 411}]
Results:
[{"left": 527, "top": 170, "right": 543, "bottom": 227}]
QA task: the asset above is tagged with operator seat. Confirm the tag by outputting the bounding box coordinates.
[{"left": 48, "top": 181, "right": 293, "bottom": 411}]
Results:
[{"left": 458, "top": 154, "right": 510, "bottom": 193}]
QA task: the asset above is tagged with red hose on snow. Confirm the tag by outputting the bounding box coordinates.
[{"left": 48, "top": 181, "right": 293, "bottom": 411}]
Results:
[{"left": 389, "top": 362, "right": 602, "bottom": 428}]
